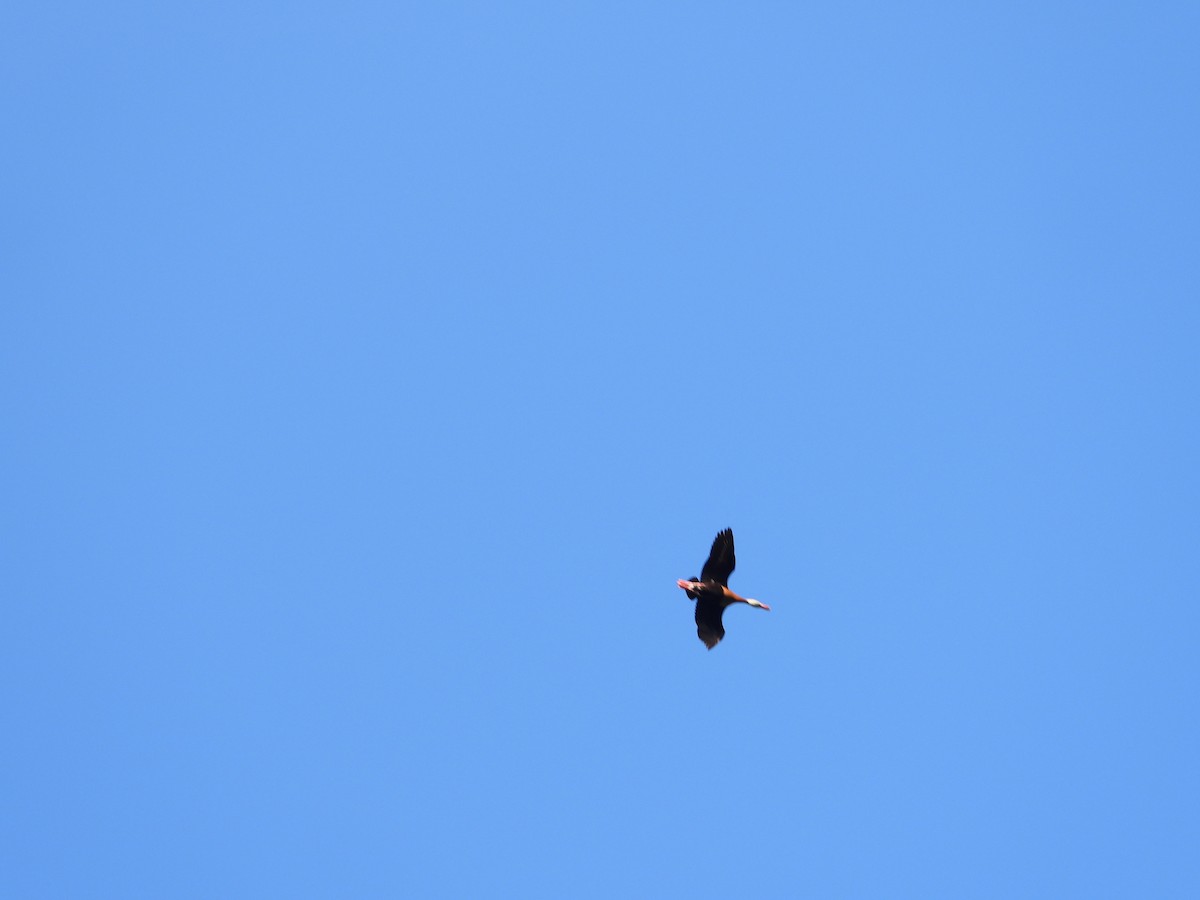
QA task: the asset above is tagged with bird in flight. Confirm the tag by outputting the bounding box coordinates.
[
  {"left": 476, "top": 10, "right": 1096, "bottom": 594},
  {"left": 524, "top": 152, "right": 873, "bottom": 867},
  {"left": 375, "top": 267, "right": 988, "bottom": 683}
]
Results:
[{"left": 677, "top": 528, "right": 770, "bottom": 649}]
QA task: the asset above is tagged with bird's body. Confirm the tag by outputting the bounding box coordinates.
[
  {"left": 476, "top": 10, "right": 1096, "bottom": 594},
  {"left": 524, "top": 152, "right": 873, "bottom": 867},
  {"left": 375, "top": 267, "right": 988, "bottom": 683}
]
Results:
[{"left": 677, "top": 528, "right": 770, "bottom": 649}]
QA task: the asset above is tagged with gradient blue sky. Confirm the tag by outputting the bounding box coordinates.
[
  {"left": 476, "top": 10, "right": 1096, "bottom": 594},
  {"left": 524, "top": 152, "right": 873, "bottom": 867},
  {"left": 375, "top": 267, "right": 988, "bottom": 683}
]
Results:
[{"left": 4, "top": 3, "right": 1199, "bottom": 897}]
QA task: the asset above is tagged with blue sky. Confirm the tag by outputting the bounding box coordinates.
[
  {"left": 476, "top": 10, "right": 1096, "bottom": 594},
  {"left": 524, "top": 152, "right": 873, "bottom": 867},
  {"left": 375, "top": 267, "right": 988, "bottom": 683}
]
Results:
[{"left": 3, "top": 2, "right": 1198, "bottom": 897}]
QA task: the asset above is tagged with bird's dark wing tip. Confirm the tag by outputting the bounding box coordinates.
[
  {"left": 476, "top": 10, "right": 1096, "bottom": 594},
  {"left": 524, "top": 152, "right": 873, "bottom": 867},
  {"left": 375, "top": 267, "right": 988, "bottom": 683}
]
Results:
[
  {"left": 695, "top": 600, "right": 725, "bottom": 649},
  {"left": 700, "top": 528, "right": 736, "bottom": 585}
]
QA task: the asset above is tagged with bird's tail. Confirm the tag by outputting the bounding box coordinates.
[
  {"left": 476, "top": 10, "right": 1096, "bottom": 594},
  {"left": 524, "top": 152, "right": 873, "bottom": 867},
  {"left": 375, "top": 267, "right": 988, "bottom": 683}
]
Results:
[{"left": 684, "top": 577, "right": 700, "bottom": 600}]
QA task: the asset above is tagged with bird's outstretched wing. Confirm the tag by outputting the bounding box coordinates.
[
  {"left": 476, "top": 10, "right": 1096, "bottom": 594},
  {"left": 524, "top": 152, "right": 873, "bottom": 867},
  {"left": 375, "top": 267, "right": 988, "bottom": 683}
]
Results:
[
  {"left": 700, "top": 528, "right": 736, "bottom": 585},
  {"left": 695, "top": 596, "right": 726, "bottom": 650}
]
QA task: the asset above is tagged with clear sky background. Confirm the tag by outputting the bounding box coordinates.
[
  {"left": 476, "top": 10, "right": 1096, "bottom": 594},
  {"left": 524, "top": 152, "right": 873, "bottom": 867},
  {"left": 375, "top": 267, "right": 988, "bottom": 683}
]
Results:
[{"left": 3, "top": 3, "right": 1198, "bottom": 897}]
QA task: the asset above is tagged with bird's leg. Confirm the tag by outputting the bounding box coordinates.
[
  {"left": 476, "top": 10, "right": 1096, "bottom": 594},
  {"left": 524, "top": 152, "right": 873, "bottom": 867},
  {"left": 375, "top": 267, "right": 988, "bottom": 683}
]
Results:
[{"left": 677, "top": 579, "right": 702, "bottom": 592}]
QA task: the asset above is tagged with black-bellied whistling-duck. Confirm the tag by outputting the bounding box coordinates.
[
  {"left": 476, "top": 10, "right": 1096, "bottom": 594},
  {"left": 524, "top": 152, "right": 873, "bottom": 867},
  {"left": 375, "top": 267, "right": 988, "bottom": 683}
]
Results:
[{"left": 677, "top": 528, "right": 770, "bottom": 650}]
